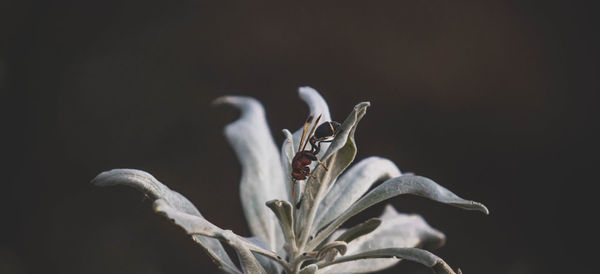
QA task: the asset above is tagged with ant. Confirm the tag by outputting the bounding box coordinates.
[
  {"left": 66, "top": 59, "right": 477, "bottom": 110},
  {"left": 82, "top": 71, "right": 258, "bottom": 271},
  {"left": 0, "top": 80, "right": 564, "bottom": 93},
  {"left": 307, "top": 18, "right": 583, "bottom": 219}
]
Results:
[{"left": 291, "top": 114, "right": 341, "bottom": 200}]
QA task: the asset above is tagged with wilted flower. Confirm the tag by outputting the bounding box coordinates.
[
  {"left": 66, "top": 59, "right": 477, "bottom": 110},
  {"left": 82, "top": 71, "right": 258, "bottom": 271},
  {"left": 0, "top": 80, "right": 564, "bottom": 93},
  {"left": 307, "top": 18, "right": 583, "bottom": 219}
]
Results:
[{"left": 93, "top": 87, "right": 488, "bottom": 274}]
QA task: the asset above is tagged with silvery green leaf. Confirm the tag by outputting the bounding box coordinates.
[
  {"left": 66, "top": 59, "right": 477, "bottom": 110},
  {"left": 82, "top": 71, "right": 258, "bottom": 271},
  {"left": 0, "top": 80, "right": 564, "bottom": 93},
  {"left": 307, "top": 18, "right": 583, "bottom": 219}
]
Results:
[
  {"left": 154, "top": 199, "right": 267, "bottom": 274},
  {"left": 320, "top": 101, "right": 370, "bottom": 161},
  {"left": 318, "top": 205, "right": 445, "bottom": 273},
  {"left": 266, "top": 200, "right": 297, "bottom": 253},
  {"left": 299, "top": 86, "right": 331, "bottom": 122},
  {"left": 310, "top": 175, "right": 488, "bottom": 250},
  {"left": 314, "top": 157, "right": 401, "bottom": 231},
  {"left": 93, "top": 169, "right": 201, "bottom": 216},
  {"left": 281, "top": 129, "right": 298, "bottom": 201},
  {"left": 316, "top": 248, "right": 458, "bottom": 274},
  {"left": 222, "top": 232, "right": 267, "bottom": 274},
  {"left": 92, "top": 169, "right": 239, "bottom": 273},
  {"left": 281, "top": 129, "right": 295, "bottom": 168},
  {"left": 153, "top": 199, "right": 225, "bottom": 238},
  {"left": 214, "top": 96, "right": 287, "bottom": 252},
  {"left": 333, "top": 218, "right": 381, "bottom": 244},
  {"left": 296, "top": 102, "right": 370, "bottom": 250},
  {"left": 364, "top": 205, "right": 446, "bottom": 251},
  {"left": 224, "top": 234, "right": 267, "bottom": 274}
]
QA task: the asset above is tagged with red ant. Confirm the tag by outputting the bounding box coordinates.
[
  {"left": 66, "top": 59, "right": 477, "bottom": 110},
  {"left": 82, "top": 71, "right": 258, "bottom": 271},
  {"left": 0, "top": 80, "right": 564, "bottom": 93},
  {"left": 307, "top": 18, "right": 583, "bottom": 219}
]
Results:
[{"left": 291, "top": 114, "right": 341, "bottom": 199}]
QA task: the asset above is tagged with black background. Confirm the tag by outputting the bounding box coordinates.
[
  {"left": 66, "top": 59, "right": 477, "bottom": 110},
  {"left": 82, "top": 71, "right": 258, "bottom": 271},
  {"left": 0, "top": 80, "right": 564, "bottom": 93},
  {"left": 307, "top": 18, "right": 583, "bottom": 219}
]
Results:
[{"left": 1, "top": 1, "right": 596, "bottom": 273}]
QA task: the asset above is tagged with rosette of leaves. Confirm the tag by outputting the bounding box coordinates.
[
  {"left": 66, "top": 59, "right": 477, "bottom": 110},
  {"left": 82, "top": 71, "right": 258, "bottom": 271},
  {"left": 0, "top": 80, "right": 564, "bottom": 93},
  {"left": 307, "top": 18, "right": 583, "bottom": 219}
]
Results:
[{"left": 93, "top": 87, "right": 488, "bottom": 273}]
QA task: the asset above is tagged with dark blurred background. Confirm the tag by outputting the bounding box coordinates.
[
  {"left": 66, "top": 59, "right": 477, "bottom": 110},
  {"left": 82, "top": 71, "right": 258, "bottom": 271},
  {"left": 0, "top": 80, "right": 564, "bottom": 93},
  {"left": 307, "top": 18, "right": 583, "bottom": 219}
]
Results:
[{"left": 1, "top": 0, "right": 597, "bottom": 273}]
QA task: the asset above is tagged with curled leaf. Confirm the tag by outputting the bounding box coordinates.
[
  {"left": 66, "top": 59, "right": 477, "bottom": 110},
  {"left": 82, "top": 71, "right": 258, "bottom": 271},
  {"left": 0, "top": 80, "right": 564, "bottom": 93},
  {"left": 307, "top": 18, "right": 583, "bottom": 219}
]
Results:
[
  {"left": 92, "top": 169, "right": 200, "bottom": 215},
  {"left": 292, "top": 87, "right": 332, "bottom": 155},
  {"left": 316, "top": 241, "right": 347, "bottom": 262},
  {"left": 214, "top": 95, "right": 287, "bottom": 252},
  {"left": 92, "top": 169, "right": 239, "bottom": 273}
]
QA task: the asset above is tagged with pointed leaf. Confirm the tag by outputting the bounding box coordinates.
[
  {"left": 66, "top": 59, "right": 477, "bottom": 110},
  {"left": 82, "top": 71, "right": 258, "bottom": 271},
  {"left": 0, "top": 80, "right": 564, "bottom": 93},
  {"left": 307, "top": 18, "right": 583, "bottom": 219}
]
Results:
[
  {"left": 310, "top": 175, "right": 488, "bottom": 250},
  {"left": 92, "top": 169, "right": 239, "bottom": 273},
  {"left": 320, "top": 101, "right": 369, "bottom": 161},
  {"left": 316, "top": 241, "right": 347, "bottom": 262},
  {"left": 214, "top": 96, "right": 286, "bottom": 252},
  {"left": 299, "top": 86, "right": 332, "bottom": 122},
  {"left": 296, "top": 102, "right": 370, "bottom": 250},
  {"left": 314, "top": 157, "right": 401, "bottom": 231},
  {"left": 316, "top": 248, "right": 458, "bottom": 274}
]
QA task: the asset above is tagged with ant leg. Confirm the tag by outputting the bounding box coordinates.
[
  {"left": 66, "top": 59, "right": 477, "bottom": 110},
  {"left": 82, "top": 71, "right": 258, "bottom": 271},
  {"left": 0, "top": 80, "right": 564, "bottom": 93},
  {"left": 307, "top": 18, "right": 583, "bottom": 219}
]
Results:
[
  {"left": 319, "top": 139, "right": 334, "bottom": 145},
  {"left": 317, "top": 160, "right": 328, "bottom": 170},
  {"left": 291, "top": 178, "right": 296, "bottom": 200},
  {"left": 313, "top": 139, "right": 334, "bottom": 155}
]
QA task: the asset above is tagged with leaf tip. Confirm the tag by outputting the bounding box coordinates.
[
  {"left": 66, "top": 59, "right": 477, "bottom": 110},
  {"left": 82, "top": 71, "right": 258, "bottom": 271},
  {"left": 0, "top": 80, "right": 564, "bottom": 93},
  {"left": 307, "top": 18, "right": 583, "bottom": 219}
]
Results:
[
  {"left": 355, "top": 101, "right": 371, "bottom": 109},
  {"left": 90, "top": 169, "right": 124, "bottom": 187},
  {"left": 152, "top": 199, "right": 167, "bottom": 213},
  {"left": 474, "top": 201, "right": 490, "bottom": 215},
  {"left": 298, "top": 86, "right": 317, "bottom": 93},
  {"left": 90, "top": 172, "right": 105, "bottom": 186},
  {"left": 265, "top": 199, "right": 280, "bottom": 208},
  {"left": 212, "top": 96, "right": 234, "bottom": 106},
  {"left": 282, "top": 128, "right": 293, "bottom": 138}
]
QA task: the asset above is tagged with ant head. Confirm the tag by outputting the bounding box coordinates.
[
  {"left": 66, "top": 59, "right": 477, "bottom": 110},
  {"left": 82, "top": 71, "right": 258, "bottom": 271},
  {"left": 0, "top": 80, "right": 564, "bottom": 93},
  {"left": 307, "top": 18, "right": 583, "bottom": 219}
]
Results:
[{"left": 313, "top": 121, "right": 341, "bottom": 141}]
